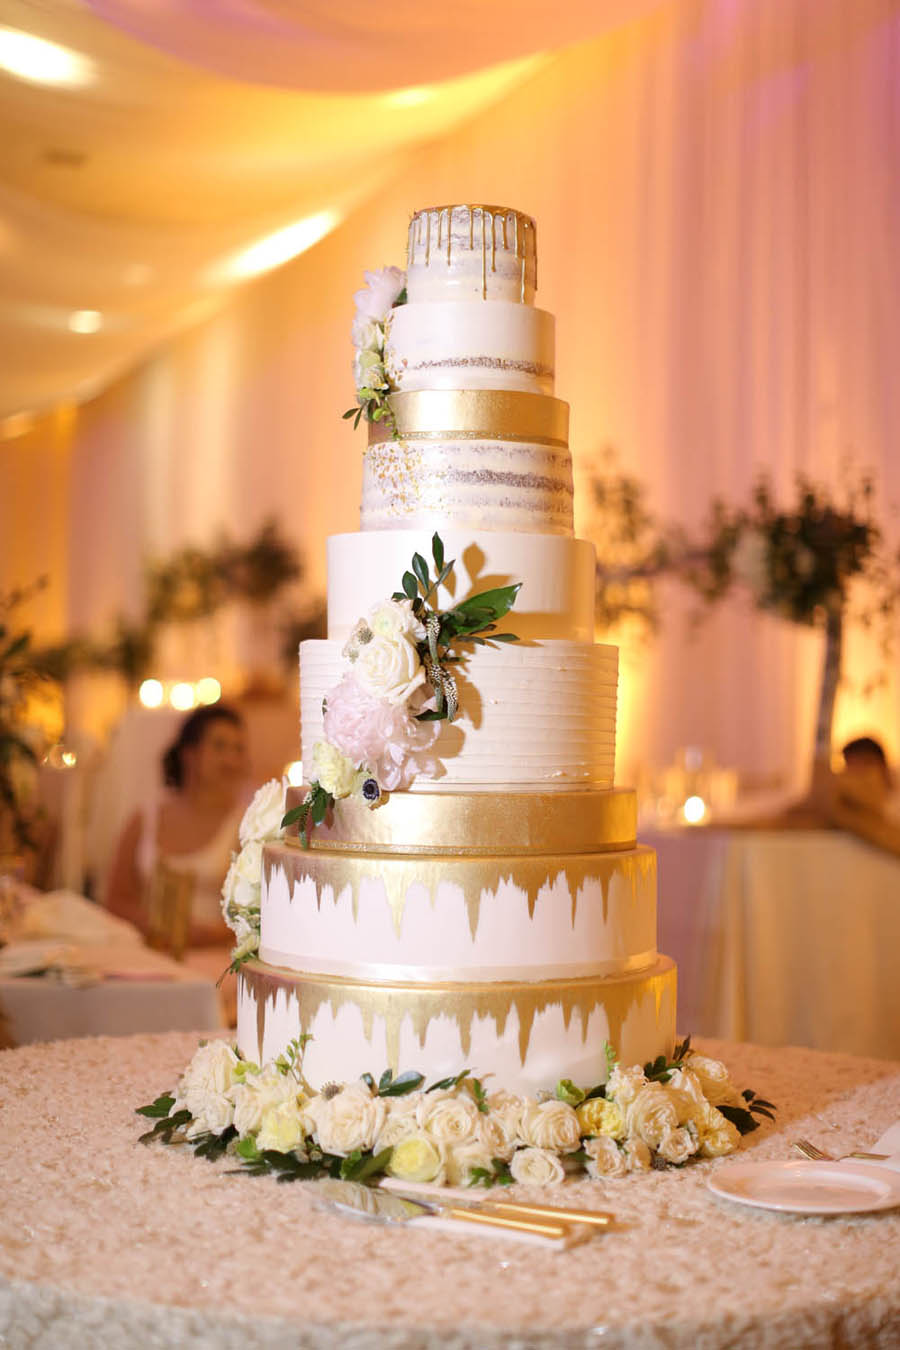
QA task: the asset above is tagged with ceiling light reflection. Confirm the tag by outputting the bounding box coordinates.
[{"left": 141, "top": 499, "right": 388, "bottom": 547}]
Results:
[
  {"left": 0, "top": 28, "right": 94, "bottom": 87},
  {"left": 216, "top": 209, "right": 341, "bottom": 282},
  {"left": 68, "top": 309, "right": 102, "bottom": 334},
  {"left": 384, "top": 87, "right": 433, "bottom": 108}
]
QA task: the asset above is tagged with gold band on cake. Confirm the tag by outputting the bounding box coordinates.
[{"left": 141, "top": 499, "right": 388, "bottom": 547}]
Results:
[
  {"left": 264, "top": 841, "right": 656, "bottom": 940},
  {"left": 284, "top": 785, "right": 636, "bottom": 855},
  {"left": 366, "top": 390, "right": 569, "bottom": 448}
]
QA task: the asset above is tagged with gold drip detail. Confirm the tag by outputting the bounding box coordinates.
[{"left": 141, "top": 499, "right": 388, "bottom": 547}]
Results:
[
  {"left": 242, "top": 958, "right": 676, "bottom": 1073},
  {"left": 263, "top": 844, "right": 656, "bottom": 946},
  {"left": 406, "top": 205, "right": 536, "bottom": 302}
]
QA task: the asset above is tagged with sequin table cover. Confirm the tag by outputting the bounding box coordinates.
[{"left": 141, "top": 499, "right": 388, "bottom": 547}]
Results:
[{"left": 1, "top": 1033, "right": 898, "bottom": 1349}]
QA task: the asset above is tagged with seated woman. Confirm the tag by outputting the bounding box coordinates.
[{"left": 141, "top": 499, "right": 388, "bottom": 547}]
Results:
[{"left": 105, "top": 704, "right": 250, "bottom": 1015}]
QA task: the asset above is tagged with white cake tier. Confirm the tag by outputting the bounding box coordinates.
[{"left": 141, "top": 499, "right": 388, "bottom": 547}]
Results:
[
  {"left": 384, "top": 300, "right": 554, "bottom": 396},
  {"left": 260, "top": 841, "right": 657, "bottom": 982},
  {"left": 236, "top": 957, "right": 677, "bottom": 1095},
  {"left": 362, "top": 437, "right": 573, "bottom": 535},
  {"left": 300, "top": 639, "right": 618, "bottom": 791},
  {"left": 327, "top": 529, "right": 596, "bottom": 643},
  {"left": 406, "top": 205, "right": 537, "bottom": 304}
]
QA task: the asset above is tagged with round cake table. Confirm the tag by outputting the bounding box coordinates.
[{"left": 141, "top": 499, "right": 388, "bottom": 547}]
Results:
[{"left": 1, "top": 1033, "right": 898, "bottom": 1349}]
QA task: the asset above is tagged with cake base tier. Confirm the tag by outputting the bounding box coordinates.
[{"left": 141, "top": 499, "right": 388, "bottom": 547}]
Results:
[
  {"left": 236, "top": 956, "right": 677, "bottom": 1096},
  {"left": 285, "top": 785, "right": 637, "bottom": 854},
  {"left": 260, "top": 840, "right": 658, "bottom": 983}
]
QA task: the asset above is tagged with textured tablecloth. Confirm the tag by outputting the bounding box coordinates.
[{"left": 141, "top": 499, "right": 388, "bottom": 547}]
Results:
[
  {"left": 1, "top": 1033, "right": 899, "bottom": 1348},
  {"left": 651, "top": 828, "right": 900, "bottom": 1060}
]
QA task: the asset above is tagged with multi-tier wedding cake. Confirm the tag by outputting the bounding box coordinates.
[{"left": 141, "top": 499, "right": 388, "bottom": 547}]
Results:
[{"left": 235, "top": 205, "right": 677, "bottom": 1095}]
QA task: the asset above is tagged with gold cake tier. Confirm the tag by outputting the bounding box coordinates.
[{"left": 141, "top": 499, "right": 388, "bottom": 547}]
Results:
[
  {"left": 239, "top": 955, "right": 677, "bottom": 1074},
  {"left": 284, "top": 785, "right": 637, "bottom": 855},
  {"left": 366, "top": 389, "right": 569, "bottom": 448}
]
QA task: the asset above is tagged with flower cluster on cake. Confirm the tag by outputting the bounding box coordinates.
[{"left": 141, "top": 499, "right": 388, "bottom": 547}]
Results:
[{"left": 142, "top": 205, "right": 775, "bottom": 1188}]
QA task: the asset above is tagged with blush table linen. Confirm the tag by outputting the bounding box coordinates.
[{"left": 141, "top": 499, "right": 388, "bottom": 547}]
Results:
[
  {"left": 651, "top": 828, "right": 900, "bottom": 1061},
  {"left": 1, "top": 1032, "right": 898, "bottom": 1349}
]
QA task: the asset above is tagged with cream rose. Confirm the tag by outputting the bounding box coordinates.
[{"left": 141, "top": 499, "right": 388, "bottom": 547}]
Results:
[
  {"left": 387, "top": 1133, "right": 445, "bottom": 1184},
  {"left": 354, "top": 266, "right": 406, "bottom": 323},
  {"left": 238, "top": 778, "right": 286, "bottom": 847},
  {"left": 685, "top": 1054, "right": 742, "bottom": 1107},
  {"left": 509, "top": 1147, "right": 566, "bottom": 1187},
  {"left": 354, "top": 633, "right": 425, "bottom": 706},
  {"left": 623, "top": 1138, "right": 652, "bottom": 1172},
  {"left": 351, "top": 314, "right": 382, "bottom": 352},
  {"left": 312, "top": 1084, "right": 386, "bottom": 1157},
  {"left": 476, "top": 1112, "right": 514, "bottom": 1162},
  {"left": 584, "top": 1135, "right": 628, "bottom": 1179},
  {"left": 520, "top": 1100, "right": 582, "bottom": 1153},
  {"left": 666, "top": 1067, "right": 706, "bottom": 1106},
  {"left": 656, "top": 1127, "right": 698, "bottom": 1166},
  {"left": 256, "top": 1099, "right": 307, "bottom": 1153},
  {"left": 444, "top": 1142, "right": 495, "bottom": 1187},
  {"left": 625, "top": 1083, "right": 679, "bottom": 1149},
  {"left": 698, "top": 1106, "right": 741, "bottom": 1158},
  {"left": 311, "top": 741, "right": 362, "bottom": 798},
  {"left": 576, "top": 1097, "right": 626, "bottom": 1140},
  {"left": 222, "top": 840, "right": 262, "bottom": 915},
  {"left": 605, "top": 1064, "right": 647, "bottom": 1107},
  {"left": 486, "top": 1090, "right": 527, "bottom": 1154},
  {"left": 416, "top": 1092, "right": 481, "bottom": 1146},
  {"left": 230, "top": 1065, "right": 301, "bottom": 1137},
  {"left": 175, "top": 1040, "right": 240, "bottom": 1136}
]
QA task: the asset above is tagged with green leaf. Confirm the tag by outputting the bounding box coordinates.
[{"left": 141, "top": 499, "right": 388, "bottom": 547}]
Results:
[
  {"left": 717, "top": 1103, "right": 760, "bottom": 1135},
  {"left": 604, "top": 1042, "right": 617, "bottom": 1079},
  {"left": 342, "top": 408, "right": 358, "bottom": 420},
  {"left": 431, "top": 533, "right": 444, "bottom": 572},
  {"left": 310, "top": 787, "right": 333, "bottom": 826},
  {"left": 391, "top": 590, "right": 407, "bottom": 602},
  {"left": 414, "top": 708, "right": 448, "bottom": 723},
  {"left": 555, "top": 1079, "right": 586, "bottom": 1107},
  {"left": 672, "top": 1033, "right": 693, "bottom": 1061},
  {"left": 379, "top": 1070, "right": 425, "bottom": 1097},
  {"left": 193, "top": 1126, "right": 237, "bottom": 1161},
  {"left": 341, "top": 1147, "right": 393, "bottom": 1182},
  {"left": 360, "top": 1072, "right": 376, "bottom": 1092},
  {"left": 235, "top": 1136, "right": 261, "bottom": 1161},
  {"left": 136, "top": 1093, "right": 175, "bottom": 1119},
  {"left": 281, "top": 804, "right": 307, "bottom": 828},
  {"left": 339, "top": 1149, "right": 363, "bottom": 1179},
  {"left": 485, "top": 632, "right": 520, "bottom": 642},
  {"left": 402, "top": 571, "right": 418, "bottom": 600},
  {"left": 453, "top": 583, "right": 521, "bottom": 621},
  {"left": 426, "top": 1070, "right": 470, "bottom": 1093},
  {"left": 469, "top": 1077, "right": 489, "bottom": 1114},
  {"left": 378, "top": 1068, "right": 393, "bottom": 1093},
  {"left": 411, "top": 553, "right": 430, "bottom": 592}
]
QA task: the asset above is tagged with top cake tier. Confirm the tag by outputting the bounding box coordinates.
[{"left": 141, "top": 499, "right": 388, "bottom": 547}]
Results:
[{"left": 406, "top": 205, "right": 537, "bottom": 304}]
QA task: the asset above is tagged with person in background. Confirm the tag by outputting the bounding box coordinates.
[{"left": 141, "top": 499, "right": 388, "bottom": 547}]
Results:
[
  {"left": 105, "top": 705, "right": 250, "bottom": 1009},
  {"left": 822, "top": 735, "right": 900, "bottom": 857}
]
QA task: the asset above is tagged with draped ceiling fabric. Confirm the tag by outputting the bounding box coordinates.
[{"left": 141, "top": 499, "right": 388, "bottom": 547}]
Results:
[{"left": 2, "top": 0, "right": 900, "bottom": 787}]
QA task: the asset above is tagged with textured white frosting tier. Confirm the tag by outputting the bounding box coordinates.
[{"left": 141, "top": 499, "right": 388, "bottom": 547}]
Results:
[
  {"left": 327, "top": 529, "right": 596, "bottom": 642},
  {"left": 406, "top": 205, "right": 536, "bottom": 304},
  {"left": 300, "top": 639, "right": 618, "bottom": 791},
  {"left": 259, "top": 843, "right": 657, "bottom": 982},
  {"left": 361, "top": 437, "right": 573, "bottom": 535},
  {"left": 236, "top": 958, "right": 677, "bottom": 1096},
  {"left": 384, "top": 301, "right": 554, "bottom": 396}
]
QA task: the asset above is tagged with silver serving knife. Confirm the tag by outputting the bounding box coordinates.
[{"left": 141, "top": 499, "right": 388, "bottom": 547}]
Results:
[{"left": 309, "top": 1179, "right": 588, "bottom": 1246}]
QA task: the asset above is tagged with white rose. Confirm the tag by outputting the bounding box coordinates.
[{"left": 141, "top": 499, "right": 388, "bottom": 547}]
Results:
[
  {"left": 387, "top": 1133, "right": 445, "bottom": 1184},
  {"left": 222, "top": 840, "right": 262, "bottom": 915},
  {"left": 477, "top": 1112, "right": 514, "bottom": 1162},
  {"left": 239, "top": 778, "right": 286, "bottom": 847},
  {"left": 685, "top": 1054, "right": 742, "bottom": 1108},
  {"left": 311, "top": 741, "right": 362, "bottom": 798},
  {"left": 486, "top": 1090, "right": 527, "bottom": 1153},
  {"left": 354, "top": 632, "right": 425, "bottom": 706},
  {"left": 656, "top": 1127, "right": 698, "bottom": 1166},
  {"left": 622, "top": 1138, "right": 651, "bottom": 1173},
  {"left": 520, "top": 1100, "right": 582, "bottom": 1153},
  {"left": 666, "top": 1067, "right": 706, "bottom": 1105},
  {"left": 312, "top": 1084, "right": 386, "bottom": 1157},
  {"left": 444, "top": 1141, "right": 496, "bottom": 1187},
  {"left": 175, "top": 1040, "right": 240, "bottom": 1136},
  {"left": 416, "top": 1093, "right": 481, "bottom": 1146},
  {"left": 354, "top": 266, "right": 406, "bottom": 323},
  {"left": 368, "top": 598, "right": 426, "bottom": 643},
  {"left": 584, "top": 1135, "right": 628, "bottom": 1179},
  {"left": 698, "top": 1105, "right": 741, "bottom": 1158},
  {"left": 664, "top": 1085, "right": 707, "bottom": 1129},
  {"left": 605, "top": 1064, "right": 647, "bottom": 1108},
  {"left": 351, "top": 314, "right": 382, "bottom": 352},
  {"left": 256, "top": 1099, "right": 307, "bottom": 1153},
  {"left": 625, "top": 1083, "right": 679, "bottom": 1149},
  {"left": 373, "top": 1111, "right": 422, "bottom": 1152},
  {"left": 231, "top": 1065, "right": 301, "bottom": 1137},
  {"left": 509, "top": 1147, "right": 566, "bottom": 1187},
  {"left": 354, "top": 346, "right": 387, "bottom": 391}
]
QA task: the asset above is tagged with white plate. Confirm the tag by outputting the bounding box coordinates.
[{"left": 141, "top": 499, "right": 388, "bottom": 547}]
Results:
[{"left": 707, "top": 1160, "right": 900, "bottom": 1215}]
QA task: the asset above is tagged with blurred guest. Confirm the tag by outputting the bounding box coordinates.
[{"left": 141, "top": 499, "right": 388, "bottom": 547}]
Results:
[
  {"left": 825, "top": 736, "right": 900, "bottom": 856},
  {"left": 105, "top": 704, "right": 249, "bottom": 964}
]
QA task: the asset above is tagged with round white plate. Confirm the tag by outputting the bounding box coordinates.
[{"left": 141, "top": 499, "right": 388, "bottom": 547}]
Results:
[{"left": 707, "top": 1160, "right": 900, "bottom": 1215}]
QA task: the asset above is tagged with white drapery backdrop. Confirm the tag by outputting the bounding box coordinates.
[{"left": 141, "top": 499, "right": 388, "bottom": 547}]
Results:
[{"left": 3, "top": 0, "right": 899, "bottom": 790}]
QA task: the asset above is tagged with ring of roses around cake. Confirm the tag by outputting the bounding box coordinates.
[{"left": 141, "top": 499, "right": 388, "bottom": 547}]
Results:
[
  {"left": 366, "top": 389, "right": 569, "bottom": 447},
  {"left": 239, "top": 955, "right": 678, "bottom": 1072},
  {"left": 281, "top": 785, "right": 637, "bottom": 855}
]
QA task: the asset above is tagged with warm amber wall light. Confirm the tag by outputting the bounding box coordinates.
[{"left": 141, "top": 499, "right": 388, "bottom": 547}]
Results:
[{"left": 0, "top": 27, "right": 94, "bottom": 87}]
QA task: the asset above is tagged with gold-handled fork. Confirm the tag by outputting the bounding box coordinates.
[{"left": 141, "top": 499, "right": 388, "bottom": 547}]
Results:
[{"left": 793, "top": 1139, "right": 888, "bottom": 1162}]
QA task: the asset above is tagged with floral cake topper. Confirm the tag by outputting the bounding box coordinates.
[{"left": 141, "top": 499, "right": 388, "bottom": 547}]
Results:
[
  {"left": 284, "top": 532, "right": 521, "bottom": 846},
  {"left": 343, "top": 265, "right": 406, "bottom": 432}
]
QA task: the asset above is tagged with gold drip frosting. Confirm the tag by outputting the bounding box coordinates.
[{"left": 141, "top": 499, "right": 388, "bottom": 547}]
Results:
[
  {"left": 241, "top": 957, "right": 677, "bottom": 1074},
  {"left": 283, "top": 785, "right": 637, "bottom": 855},
  {"left": 366, "top": 389, "right": 569, "bottom": 448},
  {"left": 263, "top": 842, "right": 656, "bottom": 943},
  {"left": 407, "top": 205, "right": 537, "bottom": 301}
]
